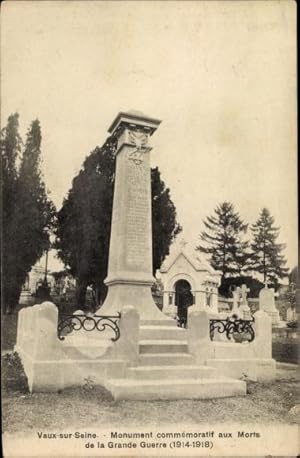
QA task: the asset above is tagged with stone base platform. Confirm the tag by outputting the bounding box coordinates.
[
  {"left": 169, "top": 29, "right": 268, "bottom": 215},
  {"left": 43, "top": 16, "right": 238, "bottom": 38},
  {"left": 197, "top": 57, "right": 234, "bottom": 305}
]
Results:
[
  {"left": 106, "top": 377, "right": 246, "bottom": 401},
  {"left": 104, "top": 322, "right": 246, "bottom": 400},
  {"left": 16, "top": 302, "right": 275, "bottom": 397},
  {"left": 43, "top": 320, "right": 246, "bottom": 400}
]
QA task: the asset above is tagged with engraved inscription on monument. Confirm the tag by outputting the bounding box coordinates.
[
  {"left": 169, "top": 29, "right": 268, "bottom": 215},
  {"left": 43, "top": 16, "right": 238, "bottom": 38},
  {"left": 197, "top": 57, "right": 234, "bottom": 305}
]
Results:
[{"left": 126, "top": 148, "right": 151, "bottom": 268}]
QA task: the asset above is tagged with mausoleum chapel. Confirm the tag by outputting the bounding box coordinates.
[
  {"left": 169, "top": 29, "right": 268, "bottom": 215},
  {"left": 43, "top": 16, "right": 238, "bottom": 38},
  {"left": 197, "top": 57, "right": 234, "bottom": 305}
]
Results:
[
  {"left": 15, "top": 110, "right": 277, "bottom": 400},
  {"left": 159, "top": 240, "right": 221, "bottom": 319}
]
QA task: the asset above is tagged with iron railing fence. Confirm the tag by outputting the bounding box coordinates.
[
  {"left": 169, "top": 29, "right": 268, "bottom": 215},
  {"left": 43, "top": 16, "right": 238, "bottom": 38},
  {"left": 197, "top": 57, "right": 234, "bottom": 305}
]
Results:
[{"left": 57, "top": 313, "right": 121, "bottom": 342}]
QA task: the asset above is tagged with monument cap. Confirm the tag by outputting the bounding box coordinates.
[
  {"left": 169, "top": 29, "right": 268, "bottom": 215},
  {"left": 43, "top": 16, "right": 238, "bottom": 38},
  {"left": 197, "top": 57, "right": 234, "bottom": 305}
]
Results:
[{"left": 108, "top": 110, "right": 161, "bottom": 136}]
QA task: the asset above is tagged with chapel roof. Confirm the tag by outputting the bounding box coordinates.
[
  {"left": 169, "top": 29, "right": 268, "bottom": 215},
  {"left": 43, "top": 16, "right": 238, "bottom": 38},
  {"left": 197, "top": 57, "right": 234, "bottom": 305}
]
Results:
[{"left": 160, "top": 239, "right": 221, "bottom": 278}]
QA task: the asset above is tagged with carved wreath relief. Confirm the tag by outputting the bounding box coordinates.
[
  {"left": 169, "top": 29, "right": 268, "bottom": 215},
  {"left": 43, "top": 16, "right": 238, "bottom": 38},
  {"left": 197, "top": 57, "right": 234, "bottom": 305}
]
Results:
[{"left": 128, "top": 130, "right": 150, "bottom": 165}]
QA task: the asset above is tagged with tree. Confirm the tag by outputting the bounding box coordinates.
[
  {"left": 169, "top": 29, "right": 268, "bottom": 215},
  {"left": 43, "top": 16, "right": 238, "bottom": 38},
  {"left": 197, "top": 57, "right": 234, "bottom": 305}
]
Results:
[
  {"left": 289, "top": 265, "right": 298, "bottom": 286},
  {"left": 250, "top": 208, "right": 289, "bottom": 287},
  {"left": 55, "top": 136, "right": 115, "bottom": 309},
  {"left": 1, "top": 117, "right": 55, "bottom": 313},
  {"left": 151, "top": 167, "right": 182, "bottom": 273},
  {"left": 219, "top": 276, "right": 264, "bottom": 298},
  {"left": 1, "top": 113, "right": 22, "bottom": 312},
  {"left": 55, "top": 137, "right": 181, "bottom": 310},
  {"left": 196, "top": 202, "right": 249, "bottom": 280}
]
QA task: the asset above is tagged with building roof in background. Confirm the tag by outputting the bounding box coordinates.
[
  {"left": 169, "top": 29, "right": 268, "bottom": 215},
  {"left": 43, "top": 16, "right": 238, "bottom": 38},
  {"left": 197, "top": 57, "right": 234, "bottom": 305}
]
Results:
[{"left": 160, "top": 238, "right": 221, "bottom": 278}]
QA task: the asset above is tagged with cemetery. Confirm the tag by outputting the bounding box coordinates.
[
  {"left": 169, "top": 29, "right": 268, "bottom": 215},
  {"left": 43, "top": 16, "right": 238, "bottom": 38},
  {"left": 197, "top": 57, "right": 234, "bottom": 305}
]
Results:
[
  {"left": 1, "top": 4, "right": 298, "bottom": 457},
  {"left": 13, "top": 111, "right": 288, "bottom": 401}
]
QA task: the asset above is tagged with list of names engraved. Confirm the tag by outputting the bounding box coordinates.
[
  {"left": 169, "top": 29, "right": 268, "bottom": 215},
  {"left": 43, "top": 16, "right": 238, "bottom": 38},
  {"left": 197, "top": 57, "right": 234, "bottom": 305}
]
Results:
[{"left": 126, "top": 151, "right": 151, "bottom": 269}]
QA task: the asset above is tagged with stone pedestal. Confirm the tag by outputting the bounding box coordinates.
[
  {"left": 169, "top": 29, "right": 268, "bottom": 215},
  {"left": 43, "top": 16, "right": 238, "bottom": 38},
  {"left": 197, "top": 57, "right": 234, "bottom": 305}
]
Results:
[
  {"left": 100, "top": 112, "right": 171, "bottom": 322},
  {"left": 259, "top": 286, "right": 280, "bottom": 325},
  {"left": 188, "top": 308, "right": 213, "bottom": 364}
]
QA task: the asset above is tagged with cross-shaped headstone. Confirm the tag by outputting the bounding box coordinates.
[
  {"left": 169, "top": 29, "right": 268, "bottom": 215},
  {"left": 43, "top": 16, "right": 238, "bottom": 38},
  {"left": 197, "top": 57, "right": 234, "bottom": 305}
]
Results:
[{"left": 240, "top": 284, "right": 250, "bottom": 305}]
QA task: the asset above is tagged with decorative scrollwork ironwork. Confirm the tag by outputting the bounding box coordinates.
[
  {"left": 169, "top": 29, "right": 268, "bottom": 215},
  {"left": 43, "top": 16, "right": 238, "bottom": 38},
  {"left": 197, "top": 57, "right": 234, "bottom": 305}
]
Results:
[
  {"left": 57, "top": 313, "right": 121, "bottom": 342},
  {"left": 210, "top": 316, "right": 255, "bottom": 342}
]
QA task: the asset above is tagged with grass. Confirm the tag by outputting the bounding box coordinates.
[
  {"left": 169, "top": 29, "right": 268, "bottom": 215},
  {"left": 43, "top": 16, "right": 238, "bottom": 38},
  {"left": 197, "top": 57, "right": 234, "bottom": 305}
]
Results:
[
  {"left": 2, "top": 352, "right": 299, "bottom": 434},
  {"left": 272, "top": 340, "right": 298, "bottom": 364},
  {"left": 2, "top": 312, "right": 19, "bottom": 351}
]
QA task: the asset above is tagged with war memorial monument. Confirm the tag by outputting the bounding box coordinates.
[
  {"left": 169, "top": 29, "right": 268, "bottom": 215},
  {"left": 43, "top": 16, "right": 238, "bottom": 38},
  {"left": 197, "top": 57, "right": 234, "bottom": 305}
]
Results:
[{"left": 14, "top": 111, "right": 276, "bottom": 400}]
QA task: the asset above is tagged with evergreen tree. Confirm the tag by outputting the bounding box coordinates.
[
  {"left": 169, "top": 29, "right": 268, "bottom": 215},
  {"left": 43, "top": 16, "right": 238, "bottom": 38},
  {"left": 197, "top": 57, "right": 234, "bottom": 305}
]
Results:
[
  {"left": 151, "top": 166, "right": 182, "bottom": 273},
  {"left": 55, "top": 136, "right": 116, "bottom": 308},
  {"left": 1, "top": 117, "right": 55, "bottom": 313},
  {"left": 289, "top": 265, "right": 298, "bottom": 286},
  {"left": 1, "top": 113, "right": 22, "bottom": 312},
  {"left": 55, "top": 138, "right": 181, "bottom": 310},
  {"left": 250, "top": 208, "right": 289, "bottom": 286},
  {"left": 196, "top": 202, "right": 249, "bottom": 279}
]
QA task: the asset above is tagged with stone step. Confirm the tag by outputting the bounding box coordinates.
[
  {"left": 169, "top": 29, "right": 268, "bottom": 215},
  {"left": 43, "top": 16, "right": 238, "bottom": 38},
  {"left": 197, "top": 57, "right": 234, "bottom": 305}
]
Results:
[
  {"left": 139, "top": 352, "right": 194, "bottom": 366},
  {"left": 140, "top": 319, "right": 177, "bottom": 327},
  {"left": 140, "top": 325, "right": 187, "bottom": 340},
  {"left": 139, "top": 340, "right": 189, "bottom": 354},
  {"left": 106, "top": 377, "right": 246, "bottom": 400},
  {"left": 127, "top": 365, "right": 217, "bottom": 380}
]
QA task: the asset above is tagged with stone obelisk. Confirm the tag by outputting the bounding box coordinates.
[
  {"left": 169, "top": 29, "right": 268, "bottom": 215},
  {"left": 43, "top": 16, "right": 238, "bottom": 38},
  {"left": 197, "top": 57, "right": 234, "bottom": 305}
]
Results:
[{"left": 100, "top": 111, "right": 171, "bottom": 322}]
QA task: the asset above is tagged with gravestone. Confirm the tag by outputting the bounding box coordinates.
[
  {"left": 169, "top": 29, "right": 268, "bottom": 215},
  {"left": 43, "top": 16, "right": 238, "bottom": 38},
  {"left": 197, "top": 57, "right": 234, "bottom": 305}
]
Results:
[
  {"left": 286, "top": 306, "right": 296, "bottom": 322},
  {"left": 99, "top": 111, "right": 171, "bottom": 322},
  {"left": 259, "top": 284, "right": 280, "bottom": 325},
  {"left": 239, "top": 284, "right": 251, "bottom": 320},
  {"left": 231, "top": 287, "right": 242, "bottom": 317}
]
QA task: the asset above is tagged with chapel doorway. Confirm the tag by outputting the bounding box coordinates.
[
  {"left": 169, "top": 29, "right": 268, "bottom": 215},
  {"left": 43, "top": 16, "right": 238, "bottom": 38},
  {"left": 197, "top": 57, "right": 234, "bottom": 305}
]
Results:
[{"left": 175, "top": 279, "right": 194, "bottom": 327}]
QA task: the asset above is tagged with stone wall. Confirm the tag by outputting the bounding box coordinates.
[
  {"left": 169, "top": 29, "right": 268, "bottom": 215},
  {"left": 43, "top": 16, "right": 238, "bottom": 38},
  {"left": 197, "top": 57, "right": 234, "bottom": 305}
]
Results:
[
  {"left": 188, "top": 307, "right": 276, "bottom": 381},
  {"left": 15, "top": 302, "right": 140, "bottom": 392}
]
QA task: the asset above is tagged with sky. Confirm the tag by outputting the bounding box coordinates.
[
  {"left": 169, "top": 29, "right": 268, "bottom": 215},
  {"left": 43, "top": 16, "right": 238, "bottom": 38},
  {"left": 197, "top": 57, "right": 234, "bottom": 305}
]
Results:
[{"left": 1, "top": 1, "right": 297, "bottom": 272}]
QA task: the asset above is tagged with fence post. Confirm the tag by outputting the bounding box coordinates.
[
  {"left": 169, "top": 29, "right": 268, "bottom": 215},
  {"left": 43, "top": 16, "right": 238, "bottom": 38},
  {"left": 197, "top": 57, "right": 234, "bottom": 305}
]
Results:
[
  {"left": 253, "top": 309, "right": 272, "bottom": 358},
  {"left": 114, "top": 306, "right": 140, "bottom": 366},
  {"left": 16, "top": 302, "right": 65, "bottom": 392},
  {"left": 188, "top": 307, "right": 212, "bottom": 364}
]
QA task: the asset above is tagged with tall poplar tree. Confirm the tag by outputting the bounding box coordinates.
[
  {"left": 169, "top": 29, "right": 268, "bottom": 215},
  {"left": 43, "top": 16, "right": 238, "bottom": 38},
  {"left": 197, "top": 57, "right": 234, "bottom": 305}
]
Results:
[
  {"left": 250, "top": 208, "right": 288, "bottom": 286},
  {"left": 196, "top": 202, "right": 249, "bottom": 280},
  {"left": 1, "top": 113, "right": 22, "bottom": 312},
  {"left": 1, "top": 117, "right": 55, "bottom": 313}
]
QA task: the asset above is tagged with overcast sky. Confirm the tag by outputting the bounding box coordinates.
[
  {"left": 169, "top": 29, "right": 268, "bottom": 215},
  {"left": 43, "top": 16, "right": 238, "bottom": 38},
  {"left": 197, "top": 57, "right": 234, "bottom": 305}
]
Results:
[{"left": 1, "top": 1, "right": 297, "bottom": 271}]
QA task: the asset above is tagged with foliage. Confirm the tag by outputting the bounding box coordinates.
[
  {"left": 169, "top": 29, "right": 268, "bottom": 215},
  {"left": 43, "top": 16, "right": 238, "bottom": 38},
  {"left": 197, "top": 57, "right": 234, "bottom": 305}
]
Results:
[
  {"left": 55, "top": 137, "right": 181, "bottom": 309},
  {"left": 196, "top": 202, "right": 249, "bottom": 280},
  {"left": 151, "top": 167, "right": 182, "bottom": 272},
  {"left": 1, "top": 114, "right": 22, "bottom": 312},
  {"left": 1, "top": 115, "right": 55, "bottom": 313},
  {"left": 289, "top": 265, "right": 298, "bottom": 286},
  {"left": 281, "top": 283, "right": 296, "bottom": 309},
  {"left": 55, "top": 136, "right": 116, "bottom": 308},
  {"left": 250, "top": 208, "right": 288, "bottom": 287},
  {"left": 219, "top": 276, "right": 264, "bottom": 298}
]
